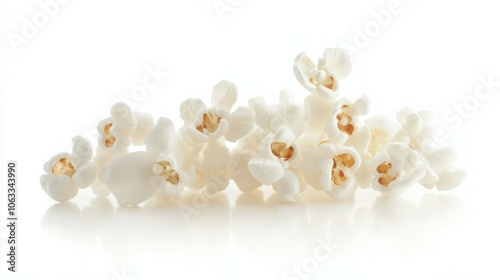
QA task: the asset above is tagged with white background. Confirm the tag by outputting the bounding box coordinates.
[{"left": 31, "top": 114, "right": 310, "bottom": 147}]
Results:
[{"left": 1, "top": 0, "right": 499, "bottom": 279}]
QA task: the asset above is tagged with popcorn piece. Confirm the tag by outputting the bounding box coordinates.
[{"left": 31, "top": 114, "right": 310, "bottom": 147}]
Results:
[
  {"left": 40, "top": 136, "right": 98, "bottom": 202},
  {"left": 104, "top": 151, "right": 158, "bottom": 206},
  {"left": 293, "top": 48, "right": 352, "bottom": 98},
  {"left": 95, "top": 102, "right": 154, "bottom": 160},
  {"left": 247, "top": 126, "right": 303, "bottom": 202},
  {"left": 181, "top": 80, "right": 253, "bottom": 143},
  {"left": 101, "top": 117, "right": 185, "bottom": 205},
  {"left": 325, "top": 95, "right": 371, "bottom": 154},
  {"left": 370, "top": 143, "right": 426, "bottom": 196},
  {"left": 301, "top": 140, "right": 361, "bottom": 200},
  {"left": 151, "top": 154, "right": 186, "bottom": 199}
]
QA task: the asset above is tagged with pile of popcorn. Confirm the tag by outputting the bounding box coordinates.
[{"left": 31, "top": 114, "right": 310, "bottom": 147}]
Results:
[{"left": 40, "top": 48, "right": 466, "bottom": 205}]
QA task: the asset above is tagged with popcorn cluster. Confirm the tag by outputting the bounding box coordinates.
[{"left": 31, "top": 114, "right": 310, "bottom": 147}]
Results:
[{"left": 40, "top": 48, "right": 466, "bottom": 205}]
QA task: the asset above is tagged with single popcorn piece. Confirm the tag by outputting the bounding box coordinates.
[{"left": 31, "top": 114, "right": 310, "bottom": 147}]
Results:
[
  {"left": 325, "top": 95, "right": 371, "bottom": 154},
  {"left": 151, "top": 154, "right": 186, "bottom": 200},
  {"left": 103, "top": 117, "right": 185, "bottom": 205},
  {"left": 180, "top": 80, "right": 254, "bottom": 143},
  {"left": 95, "top": 102, "right": 155, "bottom": 162},
  {"left": 293, "top": 48, "right": 352, "bottom": 98},
  {"left": 103, "top": 151, "right": 158, "bottom": 206},
  {"left": 247, "top": 126, "right": 304, "bottom": 202},
  {"left": 301, "top": 138, "right": 361, "bottom": 200},
  {"left": 40, "top": 136, "right": 98, "bottom": 202},
  {"left": 370, "top": 143, "right": 427, "bottom": 196}
]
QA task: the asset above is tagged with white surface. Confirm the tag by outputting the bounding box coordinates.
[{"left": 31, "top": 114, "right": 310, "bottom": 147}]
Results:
[{"left": 1, "top": 0, "right": 499, "bottom": 279}]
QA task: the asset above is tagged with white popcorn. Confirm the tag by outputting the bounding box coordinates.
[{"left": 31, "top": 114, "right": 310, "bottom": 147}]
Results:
[
  {"left": 370, "top": 143, "right": 426, "bottom": 196},
  {"left": 40, "top": 48, "right": 466, "bottom": 204},
  {"left": 145, "top": 118, "right": 186, "bottom": 199},
  {"left": 151, "top": 154, "right": 186, "bottom": 200},
  {"left": 247, "top": 126, "right": 303, "bottom": 202},
  {"left": 230, "top": 127, "right": 267, "bottom": 193},
  {"left": 303, "top": 93, "right": 337, "bottom": 134},
  {"left": 176, "top": 80, "right": 253, "bottom": 195},
  {"left": 293, "top": 48, "right": 352, "bottom": 98},
  {"left": 104, "top": 151, "right": 158, "bottom": 206},
  {"left": 91, "top": 102, "right": 155, "bottom": 198},
  {"left": 249, "top": 90, "right": 305, "bottom": 136},
  {"left": 393, "top": 108, "right": 466, "bottom": 191},
  {"left": 364, "top": 115, "right": 400, "bottom": 157},
  {"left": 201, "top": 139, "right": 232, "bottom": 194},
  {"left": 177, "top": 136, "right": 232, "bottom": 195},
  {"left": 325, "top": 95, "right": 371, "bottom": 154},
  {"left": 94, "top": 102, "right": 154, "bottom": 163},
  {"left": 232, "top": 90, "right": 306, "bottom": 196},
  {"left": 180, "top": 80, "right": 253, "bottom": 143},
  {"left": 301, "top": 139, "right": 361, "bottom": 200},
  {"left": 144, "top": 117, "right": 177, "bottom": 155},
  {"left": 40, "top": 136, "right": 98, "bottom": 202},
  {"left": 103, "top": 118, "right": 185, "bottom": 205}
]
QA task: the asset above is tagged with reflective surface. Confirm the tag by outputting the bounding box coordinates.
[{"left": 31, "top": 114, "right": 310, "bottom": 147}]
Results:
[{"left": 17, "top": 187, "right": 469, "bottom": 280}]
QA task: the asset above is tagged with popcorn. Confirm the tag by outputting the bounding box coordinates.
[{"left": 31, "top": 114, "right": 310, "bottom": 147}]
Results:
[
  {"left": 325, "top": 95, "right": 371, "bottom": 154},
  {"left": 103, "top": 151, "right": 158, "bottom": 206},
  {"left": 233, "top": 92, "right": 308, "bottom": 201},
  {"left": 90, "top": 102, "right": 156, "bottom": 198},
  {"left": 94, "top": 102, "right": 155, "bottom": 163},
  {"left": 229, "top": 128, "right": 267, "bottom": 193},
  {"left": 301, "top": 139, "right": 361, "bottom": 200},
  {"left": 249, "top": 90, "right": 305, "bottom": 137},
  {"left": 392, "top": 108, "right": 466, "bottom": 191},
  {"left": 176, "top": 80, "right": 254, "bottom": 196},
  {"left": 293, "top": 48, "right": 352, "bottom": 98},
  {"left": 151, "top": 154, "right": 185, "bottom": 198},
  {"left": 180, "top": 80, "right": 253, "bottom": 143},
  {"left": 40, "top": 136, "right": 98, "bottom": 202},
  {"left": 40, "top": 48, "right": 466, "bottom": 205},
  {"left": 354, "top": 115, "right": 400, "bottom": 189},
  {"left": 104, "top": 118, "right": 185, "bottom": 206},
  {"left": 145, "top": 118, "right": 186, "bottom": 199},
  {"left": 247, "top": 126, "right": 303, "bottom": 202},
  {"left": 364, "top": 115, "right": 400, "bottom": 157},
  {"left": 370, "top": 143, "right": 426, "bottom": 196}
]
